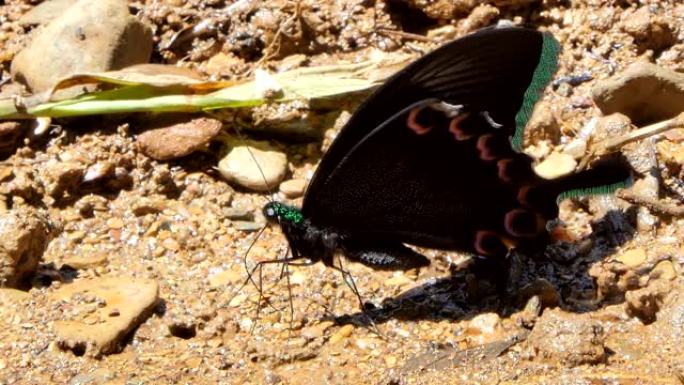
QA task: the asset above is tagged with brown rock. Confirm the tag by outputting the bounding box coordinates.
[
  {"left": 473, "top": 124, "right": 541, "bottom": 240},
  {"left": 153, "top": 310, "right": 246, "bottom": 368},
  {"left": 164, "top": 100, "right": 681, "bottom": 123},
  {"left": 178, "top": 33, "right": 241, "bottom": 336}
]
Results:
[
  {"left": 137, "top": 117, "right": 223, "bottom": 161},
  {"left": 649, "top": 287, "right": 684, "bottom": 350},
  {"left": 524, "top": 102, "right": 560, "bottom": 146},
  {"left": 403, "top": 0, "right": 477, "bottom": 20},
  {"left": 51, "top": 277, "right": 159, "bottom": 356},
  {"left": 0, "top": 208, "right": 51, "bottom": 288},
  {"left": 527, "top": 308, "right": 606, "bottom": 366},
  {"left": 625, "top": 279, "right": 671, "bottom": 323},
  {"left": 279, "top": 179, "right": 307, "bottom": 199},
  {"left": 0, "top": 122, "right": 25, "bottom": 154},
  {"left": 592, "top": 62, "right": 684, "bottom": 125},
  {"left": 11, "top": 0, "right": 153, "bottom": 95},
  {"left": 40, "top": 159, "right": 85, "bottom": 199},
  {"left": 621, "top": 6, "right": 676, "bottom": 53}
]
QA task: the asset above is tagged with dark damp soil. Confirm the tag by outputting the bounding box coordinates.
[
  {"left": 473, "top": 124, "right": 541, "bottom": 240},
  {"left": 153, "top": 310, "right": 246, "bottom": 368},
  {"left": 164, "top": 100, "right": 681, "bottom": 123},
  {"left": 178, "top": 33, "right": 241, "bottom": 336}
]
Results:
[{"left": 1, "top": 1, "right": 684, "bottom": 384}]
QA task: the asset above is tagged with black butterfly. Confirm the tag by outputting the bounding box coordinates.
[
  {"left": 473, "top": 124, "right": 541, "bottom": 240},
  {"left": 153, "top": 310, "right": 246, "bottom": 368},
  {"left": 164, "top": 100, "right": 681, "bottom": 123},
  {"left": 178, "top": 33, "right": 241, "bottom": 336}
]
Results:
[{"left": 262, "top": 27, "right": 631, "bottom": 286}]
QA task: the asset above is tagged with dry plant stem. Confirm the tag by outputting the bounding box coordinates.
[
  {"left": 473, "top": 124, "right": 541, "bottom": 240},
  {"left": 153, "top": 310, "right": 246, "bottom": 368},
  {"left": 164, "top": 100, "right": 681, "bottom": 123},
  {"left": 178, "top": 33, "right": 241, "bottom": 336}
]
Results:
[
  {"left": 375, "top": 28, "right": 434, "bottom": 42},
  {"left": 580, "top": 112, "right": 684, "bottom": 170},
  {"left": 616, "top": 189, "right": 684, "bottom": 216}
]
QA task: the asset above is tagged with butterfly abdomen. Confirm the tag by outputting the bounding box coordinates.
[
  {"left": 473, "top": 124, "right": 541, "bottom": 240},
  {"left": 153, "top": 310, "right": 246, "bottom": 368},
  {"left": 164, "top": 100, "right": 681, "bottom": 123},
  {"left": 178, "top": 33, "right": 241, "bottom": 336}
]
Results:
[{"left": 519, "top": 155, "right": 633, "bottom": 219}]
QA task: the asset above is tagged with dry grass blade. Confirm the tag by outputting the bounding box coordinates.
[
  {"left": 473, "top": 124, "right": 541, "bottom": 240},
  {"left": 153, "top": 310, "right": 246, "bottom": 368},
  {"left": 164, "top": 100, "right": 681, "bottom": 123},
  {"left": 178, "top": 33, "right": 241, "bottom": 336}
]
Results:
[{"left": 580, "top": 112, "right": 684, "bottom": 170}]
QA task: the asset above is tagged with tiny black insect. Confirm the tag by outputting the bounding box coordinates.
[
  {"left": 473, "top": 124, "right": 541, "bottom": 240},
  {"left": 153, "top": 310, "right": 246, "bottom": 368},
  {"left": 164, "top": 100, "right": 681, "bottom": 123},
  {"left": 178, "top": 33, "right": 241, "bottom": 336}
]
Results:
[{"left": 262, "top": 27, "right": 631, "bottom": 287}]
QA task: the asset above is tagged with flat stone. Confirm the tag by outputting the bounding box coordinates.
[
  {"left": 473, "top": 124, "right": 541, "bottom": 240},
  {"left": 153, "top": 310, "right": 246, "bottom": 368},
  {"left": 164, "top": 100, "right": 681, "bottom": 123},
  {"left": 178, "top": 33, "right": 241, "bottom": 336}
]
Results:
[
  {"left": 592, "top": 62, "right": 684, "bottom": 125},
  {"left": 232, "top": 221, "right": 263, "bottom": 232},
  {"left": 51, "top": 277, "right": 159, "bottom": 357},
  {"left": 218, "top": 145, "right": 288, "bottom": 192},
  {"left": 137, "top": 117, "right": 223, "bottom": 161},
  {"left": 11, "top": 0, "right": 153, "bottom": 95},
  {"left": 221, "top": 207, "right": 253, "bottom": 220}
]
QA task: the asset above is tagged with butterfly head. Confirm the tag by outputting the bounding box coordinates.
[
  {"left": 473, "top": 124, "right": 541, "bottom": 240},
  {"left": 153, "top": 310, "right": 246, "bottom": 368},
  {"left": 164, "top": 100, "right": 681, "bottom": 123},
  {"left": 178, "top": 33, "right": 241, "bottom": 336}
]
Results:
[{"left": 263, "top": 202, "right": 304, "bottom": 226}]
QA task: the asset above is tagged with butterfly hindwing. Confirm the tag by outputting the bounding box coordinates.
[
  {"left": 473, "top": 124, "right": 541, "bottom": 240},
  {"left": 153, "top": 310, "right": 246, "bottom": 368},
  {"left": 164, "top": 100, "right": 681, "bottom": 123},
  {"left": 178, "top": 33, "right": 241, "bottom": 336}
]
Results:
[{"left": 304, "top": 99, "right": 547, "bottom": 257}]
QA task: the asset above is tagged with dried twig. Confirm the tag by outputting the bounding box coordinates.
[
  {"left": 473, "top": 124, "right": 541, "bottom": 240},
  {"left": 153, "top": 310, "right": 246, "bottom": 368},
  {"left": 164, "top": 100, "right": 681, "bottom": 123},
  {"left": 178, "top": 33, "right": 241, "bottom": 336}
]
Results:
[
  {"left": 579, "top": 112, "right": 684, "bottom": 170},
  {"left": 375, "top": 28, "right": 434, "bottom": 43},
  {"left": 616, "top": 189, "right": 684, "bottom": 216}
]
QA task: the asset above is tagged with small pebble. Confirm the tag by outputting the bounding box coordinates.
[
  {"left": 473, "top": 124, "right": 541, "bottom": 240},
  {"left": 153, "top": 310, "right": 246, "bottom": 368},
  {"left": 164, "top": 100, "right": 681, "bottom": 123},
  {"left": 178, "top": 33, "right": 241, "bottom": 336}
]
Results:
[
  {"left": 617, "top": 248, "right": 647, "bottom": 268},
  {"left": 329, "top": 324, "right": 354, "bottom": 344},
  {"left": 279, "top": 179, "right": 307, "bottom": 199},
  {"left": 106, "top": 217, "right": 124, "bottom": 230}
]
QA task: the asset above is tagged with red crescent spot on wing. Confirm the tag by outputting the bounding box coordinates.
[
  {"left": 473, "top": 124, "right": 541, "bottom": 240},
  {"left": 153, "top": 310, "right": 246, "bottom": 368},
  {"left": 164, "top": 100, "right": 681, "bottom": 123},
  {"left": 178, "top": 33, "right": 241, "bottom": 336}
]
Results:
[
  {"left": 517, "top": 185, "right": 532, "bottom": 206},
  {"left": 474, "top": 230, "right": 512, "bottom": 255},
  {"left": 476, "top": 134, "right": 498, "bottom": 161},
  {"left": 504, "top": 208, "right": 543, "bottom": 237},
  {"left": 497, "top": 159, "right": 514, "bottom": 183},
  {"left": 407, "top": 107, "right": 432, "bottom": 135},
  {"left": 448, "top": 114, "right": 471, "bottom": 140}
]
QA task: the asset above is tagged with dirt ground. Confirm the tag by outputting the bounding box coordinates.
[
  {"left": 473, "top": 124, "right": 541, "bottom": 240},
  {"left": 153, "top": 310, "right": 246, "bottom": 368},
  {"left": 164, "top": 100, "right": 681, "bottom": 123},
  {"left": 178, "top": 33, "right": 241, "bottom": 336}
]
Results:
[{"left": 1, "top": 0, "right": 684, "bottom": 384}]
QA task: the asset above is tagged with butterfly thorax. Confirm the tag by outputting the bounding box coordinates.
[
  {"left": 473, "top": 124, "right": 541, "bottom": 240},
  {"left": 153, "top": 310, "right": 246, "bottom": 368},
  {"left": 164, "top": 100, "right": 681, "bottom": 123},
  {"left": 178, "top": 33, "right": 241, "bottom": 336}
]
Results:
[{"left": 263, "top": 202, "right": 340, "bottom": 266}]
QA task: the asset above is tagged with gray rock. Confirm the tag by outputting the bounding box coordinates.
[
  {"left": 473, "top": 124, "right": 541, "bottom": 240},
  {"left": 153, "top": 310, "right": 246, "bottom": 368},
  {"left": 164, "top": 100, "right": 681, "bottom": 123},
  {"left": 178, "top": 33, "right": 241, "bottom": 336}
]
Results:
[
  {"left": 0, "top": 208, "right": 51, "bottom": 288},
  {"left": 218, "top": 144, "right": 288, "bottom": 192},
  {"left": 11, "top": 0, "right": 153, "bottom": 95},
  {"left": 527, "top": 308, "right": 606, "bottom": 366},
  {"left": 592, "top": 62, "right": 684, "bottom": 125}
]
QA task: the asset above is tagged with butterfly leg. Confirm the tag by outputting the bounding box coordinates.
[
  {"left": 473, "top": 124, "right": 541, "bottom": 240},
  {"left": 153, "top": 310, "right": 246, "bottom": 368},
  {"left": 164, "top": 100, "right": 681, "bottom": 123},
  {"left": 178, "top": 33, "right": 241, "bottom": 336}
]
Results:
[
  {"left": 466, "top": 251, "right": 522, "bottom": 301},
  {"left": 340, "top": 239, "right": 430, "bottom": 271}
]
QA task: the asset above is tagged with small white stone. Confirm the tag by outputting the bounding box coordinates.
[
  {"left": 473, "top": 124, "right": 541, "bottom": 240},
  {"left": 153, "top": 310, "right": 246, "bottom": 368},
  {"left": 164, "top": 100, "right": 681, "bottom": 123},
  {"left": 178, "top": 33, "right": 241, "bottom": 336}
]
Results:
[
  {"left": 218, "top": 145, "right": 288, "bottom": 192},
  {"left": 534, "top": 152, "right": 577, "bottom": 179}
]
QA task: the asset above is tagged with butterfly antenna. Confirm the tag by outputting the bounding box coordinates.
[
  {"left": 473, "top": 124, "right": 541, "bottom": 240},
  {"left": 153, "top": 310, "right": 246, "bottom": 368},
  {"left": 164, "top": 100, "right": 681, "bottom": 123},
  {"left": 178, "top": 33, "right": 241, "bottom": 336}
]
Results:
[{"left": 232, "top": 126, "right": 276, "bottom": 199}]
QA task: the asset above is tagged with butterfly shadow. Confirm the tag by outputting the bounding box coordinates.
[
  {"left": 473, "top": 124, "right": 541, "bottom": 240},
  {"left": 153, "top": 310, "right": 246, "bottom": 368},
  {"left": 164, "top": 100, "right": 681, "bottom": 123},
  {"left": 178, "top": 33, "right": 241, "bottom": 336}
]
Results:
[{"left": 330, "top": 207, "right": 638, "bottom": 327}]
